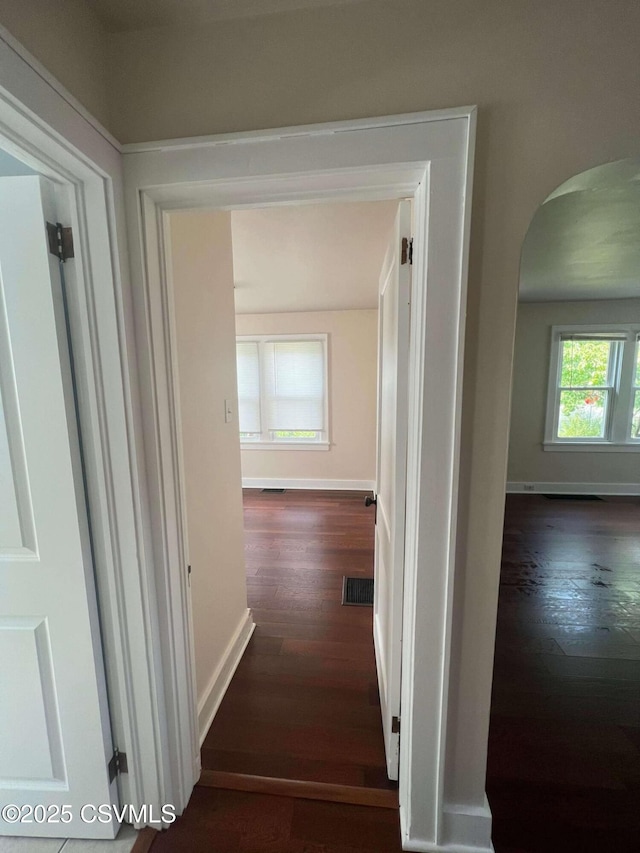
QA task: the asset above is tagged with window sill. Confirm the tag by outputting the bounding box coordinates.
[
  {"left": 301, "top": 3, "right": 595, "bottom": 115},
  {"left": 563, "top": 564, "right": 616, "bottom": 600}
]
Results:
[
  {"left": 240, "top": 442, "right": 331, "bottom": 452},
  {"left": 543, "top": 442, "right": 639, "bottom": 453}
]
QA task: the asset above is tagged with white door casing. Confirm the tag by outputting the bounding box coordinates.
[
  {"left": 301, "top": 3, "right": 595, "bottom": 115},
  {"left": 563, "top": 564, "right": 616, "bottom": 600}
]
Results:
[
  {"left": 373, "top": 200, "right": 411, "bottom": 781},
  {"left": 0, "top": 176, "right": 118, "bottom": 838},
  {"left": 124, "top": 108, "right": 487, "bottom": 852},
  {"left": 0, "top": 29, "right": 196, "bottom": 832}
]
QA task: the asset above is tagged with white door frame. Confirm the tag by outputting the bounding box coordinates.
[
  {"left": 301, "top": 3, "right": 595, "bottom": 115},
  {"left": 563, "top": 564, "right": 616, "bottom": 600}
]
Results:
[
  {"left": 123, "top": 108, "right": 489, "bottom": 852},
  {"left": 0, "top": 29, "right": 167, "bottom": 821}
]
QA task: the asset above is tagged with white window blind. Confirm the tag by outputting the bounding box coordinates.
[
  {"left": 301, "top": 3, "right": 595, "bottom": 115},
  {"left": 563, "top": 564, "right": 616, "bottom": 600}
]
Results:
[
  {"left": 236, "top": 340, "right": 261, "bottom": 433},
  {"left": 235, "top": 335, "right": 329, "bottom": 447},
  {"left": 264, "top": 340, "right": 325, "bottom": 431},
  {"left": 632, "top": 334, "right": 640, "bottom": 440}
]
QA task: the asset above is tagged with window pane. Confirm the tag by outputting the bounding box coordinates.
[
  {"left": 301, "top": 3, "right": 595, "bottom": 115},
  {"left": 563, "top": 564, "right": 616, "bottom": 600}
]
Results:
[
  {"left": 631, "top": 390, "right": 640, "bottom": 440},
  {"left": 557, "top": 389, "right": 607, "bottom": 438},
  {"left": 635, "top": 339, "right": 640, "bottom": 386},
  {"left": 560, "top": 339, "right": 611, "bottom": 388}
]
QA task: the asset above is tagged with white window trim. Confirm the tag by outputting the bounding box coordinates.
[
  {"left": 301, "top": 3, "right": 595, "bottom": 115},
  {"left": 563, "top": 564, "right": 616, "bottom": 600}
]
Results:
[
  {"left": 544, "top": 323, "right": 640, "bottom": 451},
  {"left": 241, "top": 441, "right": 330, "bottom": 451},
  {"left": 236, "top": 333, "right": 330, "bottom": 450}
]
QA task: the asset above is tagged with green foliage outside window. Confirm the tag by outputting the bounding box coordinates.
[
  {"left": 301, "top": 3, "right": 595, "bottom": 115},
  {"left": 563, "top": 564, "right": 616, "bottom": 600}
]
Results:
[
  {"left": 558, "top": 390, "right": 606, "bottom": 437},
  {"left": 632, "top": 391, "right": 640, "bottom": 439},
  {"left": 633, "top": 344, "right": 640, "bottom": 438},
  {"left": 273, "top": 430, "right": 318, "bottom": 439},
  {"left": 560, "top": 339, "right": 611, "bottom": 388},
  {"left": 557, "top": 340, "right": 611, "bottom": 438}
]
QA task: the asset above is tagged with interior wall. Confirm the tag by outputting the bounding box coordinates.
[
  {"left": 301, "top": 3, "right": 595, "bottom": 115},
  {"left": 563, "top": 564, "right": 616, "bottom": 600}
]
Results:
[
  {"left": 0, "top": 0, "right": 110, "bottom": 128},
  {"left": 507, "top": 298, "right": 640, "bottom": 489},
  {"left": 168, "top": 210, "right": 249, "bottom": 707},
  {"left": 235, "top": 309, "right": 377, "bottom": 486}
]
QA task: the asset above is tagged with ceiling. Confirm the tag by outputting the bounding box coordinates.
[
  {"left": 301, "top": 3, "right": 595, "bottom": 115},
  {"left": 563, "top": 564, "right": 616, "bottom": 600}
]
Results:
[
  {"left": 520, "top": 159, "right": 640, "bottom": 302},
  {"left": 85, "top": 0, "right": 365, "bottom": 31},
  {"left": 231, "top": 200, "right": 399, "bottom": 314}
]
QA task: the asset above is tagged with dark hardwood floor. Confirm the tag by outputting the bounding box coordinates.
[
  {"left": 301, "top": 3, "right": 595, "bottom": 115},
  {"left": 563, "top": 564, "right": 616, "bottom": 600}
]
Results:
[
  {"left": 488, "top": 494, "right": 640, "bottom": 853},
  {"left": 151, "top": 488, "right": 403, "bottom": 853},
  {"left": 149, "top": 786, "right": 404, "bottom": 852},
  {"left": 151, "top": 490, "right": 640, "bottom": 852},
  {"left": 202, "top": 489, "right": 395, "bottom": 795}
]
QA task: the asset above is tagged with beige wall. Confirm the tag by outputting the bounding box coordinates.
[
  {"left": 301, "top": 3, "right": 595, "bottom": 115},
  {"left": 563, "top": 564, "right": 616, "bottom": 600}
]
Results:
[
  {"left": 0, "top": 0, "right": 110, "bottom": 127},
  {"left": 169, "top": 210, "right": 248, "bottom": 707},
  {"left": 508, "top": 299, "right": 640, "bottom": 487},
  {"left": 236, "top": 310, "right": 377, "bottom": 485}
]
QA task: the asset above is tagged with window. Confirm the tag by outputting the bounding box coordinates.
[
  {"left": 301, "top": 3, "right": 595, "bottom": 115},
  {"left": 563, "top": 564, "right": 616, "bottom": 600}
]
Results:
[
  {"left": 545, "top": 325, "right": 640, "bottom": 450},
  {"left": 632, "top": 337, "right": 640, "bottom": 439},
  {"left": 235, "top": 334, "right": 329, "bottom": 449}
]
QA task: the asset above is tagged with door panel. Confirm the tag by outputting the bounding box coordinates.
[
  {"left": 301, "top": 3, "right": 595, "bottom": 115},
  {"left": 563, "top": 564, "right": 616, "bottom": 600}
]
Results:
[
  {"left": 373, "top": 200, "right": 411, "bottom": 781},
  {"left": 0, "top": 177, "right": 118, "bottom": 838},
  {"left": 0, "top": 301, "right": 36, "bottom": 557}
]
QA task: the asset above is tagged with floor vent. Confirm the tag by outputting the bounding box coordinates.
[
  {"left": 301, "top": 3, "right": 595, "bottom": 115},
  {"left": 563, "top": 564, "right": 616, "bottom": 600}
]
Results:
[
  {"left": 261, "top": 488, "right": 286, "bottom": 493},
  {"left": 543, "top": 494, "right": 603, "bottom": 501},
  {"left": 342, "top": 577, "right": 374, "bottom": 606}
]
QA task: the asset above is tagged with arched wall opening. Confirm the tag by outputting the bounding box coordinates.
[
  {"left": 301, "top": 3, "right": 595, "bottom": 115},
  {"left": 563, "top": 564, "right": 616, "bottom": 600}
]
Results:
[{"left": 486, "top": 157, "right": 640, "bottom": 850}]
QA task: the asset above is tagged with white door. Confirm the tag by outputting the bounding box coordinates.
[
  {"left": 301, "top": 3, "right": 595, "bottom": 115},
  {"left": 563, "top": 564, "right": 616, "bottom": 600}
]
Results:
[
  {"left": 0, "top": 177, "right": 118, "bottom": 838},
  {"left": 372, "top": 200, "right": 411, "bottom": 781}
]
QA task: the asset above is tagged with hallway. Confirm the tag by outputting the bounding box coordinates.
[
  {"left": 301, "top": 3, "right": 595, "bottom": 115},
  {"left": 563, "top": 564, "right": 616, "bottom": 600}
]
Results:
[{"left": 201, "top": 489, "right": 397, "bottom": 798}]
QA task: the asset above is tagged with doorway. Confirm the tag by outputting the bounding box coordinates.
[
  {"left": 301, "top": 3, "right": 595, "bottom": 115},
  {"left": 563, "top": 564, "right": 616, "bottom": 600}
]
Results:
[
  {"left": 165, "top": 196, "right": 409, "bottom": 802},
  {"left": 126, "top": 108, "right": 485, "bottom": 851}
]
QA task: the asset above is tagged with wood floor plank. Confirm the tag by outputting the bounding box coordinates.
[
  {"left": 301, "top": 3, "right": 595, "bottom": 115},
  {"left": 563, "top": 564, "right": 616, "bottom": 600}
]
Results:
[
  {"left": 290, "top": 798, "right": 403, "bottom": 850},
  {"left": 487, "top": 494, "right": 640, "bottom": 852}
]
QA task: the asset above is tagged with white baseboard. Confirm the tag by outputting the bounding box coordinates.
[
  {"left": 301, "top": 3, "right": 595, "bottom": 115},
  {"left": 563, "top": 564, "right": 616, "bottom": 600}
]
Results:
[
  {"left": 400, "top": 799, "right": 494, "bottom": 852},
  {"left": 507, "top": 481, "right": 640, "bottom": 495},
  {"left": 401, "top": 842, "right": 493, "bottom": 853},
  {"left": 242, "top": 477, "right": 375, "bottom": 491},
  {"left": 197, "top": 608, "right": 255, "bottom": 746}
]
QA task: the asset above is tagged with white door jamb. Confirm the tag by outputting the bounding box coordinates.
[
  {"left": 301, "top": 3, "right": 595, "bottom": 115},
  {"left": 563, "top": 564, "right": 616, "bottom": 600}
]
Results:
[{"left": 0, "top": 31, "right": 166, "bottom": 822}]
